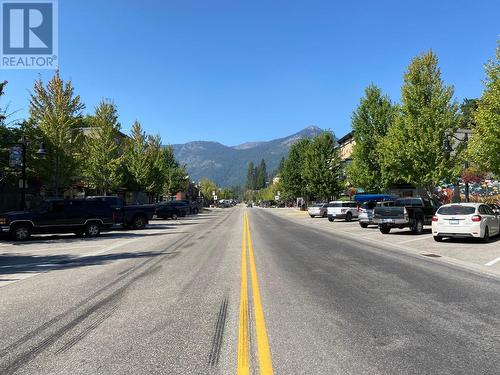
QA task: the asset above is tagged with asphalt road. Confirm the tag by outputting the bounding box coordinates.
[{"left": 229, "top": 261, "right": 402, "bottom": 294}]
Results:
[{"left": 1, "top": 207, "right": 499, "bottom": 374}]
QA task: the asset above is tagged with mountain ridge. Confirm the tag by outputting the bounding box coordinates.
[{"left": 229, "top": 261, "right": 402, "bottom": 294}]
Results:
[{"left": 172, "top": 125, "right": 327, "bottom": 187}]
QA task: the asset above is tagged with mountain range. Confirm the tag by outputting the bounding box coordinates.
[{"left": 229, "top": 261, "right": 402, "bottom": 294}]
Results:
[{"left": 172, "top": 125, "right": 325, "bottom": 187}]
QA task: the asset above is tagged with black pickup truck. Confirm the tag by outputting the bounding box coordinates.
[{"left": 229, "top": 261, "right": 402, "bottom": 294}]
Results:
[
  {"left": 373, "top": 197, "right": 438, "bottom": 234},
  {"left": 0, "top": 199, "right": 114, "bottom": 240},
  {"left": 86, "top": 196, "right": 155, "bottom": 229}
]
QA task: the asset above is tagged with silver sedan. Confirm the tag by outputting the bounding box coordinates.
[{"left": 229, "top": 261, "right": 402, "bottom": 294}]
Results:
[{"left": 308, "top": 203, "right": 329, "bottom": 218}]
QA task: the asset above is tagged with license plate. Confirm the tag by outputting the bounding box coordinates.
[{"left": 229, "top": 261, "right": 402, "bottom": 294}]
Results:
[
  {"left": 382, "top": 219, "right": 394, "bottom": 223},
  {"left": 449, "top": 219, "right": 459, "bottom": 225}
]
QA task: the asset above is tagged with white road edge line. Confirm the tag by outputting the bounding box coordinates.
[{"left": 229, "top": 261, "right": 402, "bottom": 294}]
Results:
[
  {"left": 397, "top": 235, "right": 433, "bottom": 244},
  {"left": 485, "top": 257, "right": 500, "bottom": 267}
]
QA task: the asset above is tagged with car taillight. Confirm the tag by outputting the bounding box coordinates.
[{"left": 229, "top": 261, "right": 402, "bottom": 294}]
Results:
[
  {"left": 0, "top": 218, "right": 6, "bottom": 225},
  {"left": 432, "top": 216, "right": 438, "bottom": 222},
  {"left": 471, "top": 215, "right": 482, "bottom": 222}
]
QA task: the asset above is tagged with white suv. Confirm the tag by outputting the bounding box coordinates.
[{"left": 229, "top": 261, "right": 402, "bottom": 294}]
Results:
[{"left": 327, "top": 201, "right": 359, "bottom": 222}]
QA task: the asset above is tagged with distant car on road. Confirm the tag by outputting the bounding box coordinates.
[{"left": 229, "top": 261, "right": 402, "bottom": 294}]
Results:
[
  {"left": 155, "top": 201, "right": 190, "bottom": 220},
  {"left": 358, "top": 201, "right": 395, "bottom": 228},
  {"left": 308, "top": 203, "right": 329, "bottom": 218},
  {"left": 86, "top": 196, "right": 155, "bottom": 229},
  {"left": 374, "top": 197, "right": 438, "bottom": 234},
  {"left": 327, "top": 201, "right": 359, "bottom": 222},
  {"left": 432, "top": 203, "right": 500, "bottom": 242},
  {"left": 0, "top": 199, "right": 114, "bottom": 241}
]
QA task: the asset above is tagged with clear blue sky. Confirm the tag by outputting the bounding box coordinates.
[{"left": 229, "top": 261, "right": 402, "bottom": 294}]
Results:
[{"left": 1, "top": 0, "right": 499, "bottom": 145}]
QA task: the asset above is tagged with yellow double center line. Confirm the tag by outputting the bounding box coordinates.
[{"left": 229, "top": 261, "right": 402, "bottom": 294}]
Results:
[{"left": 238, "top": 211, "right": 274, "bottom": 375}]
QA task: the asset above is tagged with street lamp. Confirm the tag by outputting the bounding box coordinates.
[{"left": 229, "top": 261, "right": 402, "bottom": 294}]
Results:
[
  {"left": 443, "top": 129, "right": 471, "bottom": 203},
  {"left": 11, "top": 137, "right": 47, "bottom": 210}
]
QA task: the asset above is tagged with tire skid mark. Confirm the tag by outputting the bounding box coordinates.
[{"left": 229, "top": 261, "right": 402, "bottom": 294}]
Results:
[
  {"left": 0, "top": 264, "right": 165, "bottom": 375},
  {"left": 208, "top": 296, "right": 229, "bottom": 366},
  {"left": 0, "top": 235, "right": 193, "bottom": 374},
  {"left": 0, "top": 234, "right": 191, "bottom": 361}
]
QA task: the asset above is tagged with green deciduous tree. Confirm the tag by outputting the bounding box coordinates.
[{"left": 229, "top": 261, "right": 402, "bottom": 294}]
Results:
[
  {"left": 302, "top": 132, "right": 343, "bottom": 200},
  {"left": 280, "top": 138, "right": 310, "bottom": 199},
  {"left": 124, "top": 121, "right": 149, "bottom": 192},
  {"left": 29, "top": 71, "right": 85, "bottom": 197},
  {"left": 200, "top": 178, "right": 218, "bottom": 201},
  {"left": 81, "top": 100, "right": 124, "bottom": 194},
  {"left": 347, "top": 85, "right": 395, "bottom": 193},
  {"left": 468, "top": 42, "right": 500, "bottom": 176},
  {"left": 379, "top": 51, "right": 459, "bottom": 194},
  {"left": 144, "top": 134, "right": 167, "bottom": 201}
]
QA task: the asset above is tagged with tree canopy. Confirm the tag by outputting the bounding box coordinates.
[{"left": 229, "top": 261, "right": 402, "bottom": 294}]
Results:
[
  {"left": 347, "top": 85, "right": 395, "bottom": 193},
  {"left": 379, "top": 51, "right": 459, "bottom": 193}
]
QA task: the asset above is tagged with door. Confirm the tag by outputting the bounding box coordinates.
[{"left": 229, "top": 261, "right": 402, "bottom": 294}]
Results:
[
  {"left": 481, "top": 205, "right": 499, "bottom": 236},
  {"left": 35, "top": 201, "right": 67, "bottom": 232}
]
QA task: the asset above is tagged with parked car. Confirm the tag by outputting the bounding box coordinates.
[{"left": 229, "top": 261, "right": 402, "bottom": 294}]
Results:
[
  {"left": 178, "top": 200, "right": 201, "bottom": 214},
  {"left": 155, "top": 201, "right": 190, "bottom": 220},
  {"left": 86, "top": 196, "right": 155, "bottom": 229},
  {"left": 358, "top": 201, "right": 395, "bottom": 228},
  {"left": 374, "top": 197, "right": 438, "bottom": 234},
  {"left": 0, "top": 199, "right": 114, "bottom": 241},
  {"left": 488, "top": 203, "right": 500, "bottom": 215},
  {"left": 432, "top": 203, "right": 500, "bottom": 242},
  {"left": 327, "top": 201, "right": 359, "bottom": 222},
  {"left": 308, "top": 203, "right": 329, "bottom": 218}
]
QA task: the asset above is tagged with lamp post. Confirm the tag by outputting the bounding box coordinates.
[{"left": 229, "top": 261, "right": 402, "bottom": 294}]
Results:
[
  {"left": 443, "top": 129, "right": 471, "bottom": 203},
  {"left": 12, "top": 137, "right": 47, "bottom": 210}
]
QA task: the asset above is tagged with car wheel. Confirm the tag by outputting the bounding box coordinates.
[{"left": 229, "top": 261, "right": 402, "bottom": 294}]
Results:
[
  {"left": 482, "top": 226, "right": 490, "bottom": 243},
  {"left": 309, "top": 214, "right": 315, "bottom": 218},
  {"left": 171, "top": 213, "right": 178, "bottom": 220},
  {"left": 11, "top": 224, "right": 31, "bottom": 241},
  {"left": 411, "top": 218, "right": 424, "bottom": 234},
  {"left": 133, "top": 215, "right": 147, "bottom": 230},
  {"left": 379, "top": 226, "right": 391, "bottom": 234},
  {"left": 328, "top": 217, "right": 334, "bottom": 222},
  {"left": 433, "top": 236, "right": 443, "bottom": 242},
  {"left": 359, "top": 222, "right": 368, "bottom": 228},
  {"left": 345, "top": 212, "right": 352, "bottom": 222},
  {"left": 85, "top": 223, "right": 101, "bottom": 238}
]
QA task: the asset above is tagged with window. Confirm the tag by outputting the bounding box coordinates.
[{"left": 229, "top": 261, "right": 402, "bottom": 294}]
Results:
[
  {"left": 437, "top": 205, "right": 476, "bottom": 215},
  {"left": 50, "top": 201, "right": 65, "bottom": 213}
]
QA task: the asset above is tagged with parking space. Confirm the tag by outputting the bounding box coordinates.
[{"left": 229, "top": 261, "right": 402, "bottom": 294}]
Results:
[
  {"left": 0, "top": 213, "right": 216, "bottom": 288},
  {"left": 265, "top": 207, "right": 500, "bottom": 277}
]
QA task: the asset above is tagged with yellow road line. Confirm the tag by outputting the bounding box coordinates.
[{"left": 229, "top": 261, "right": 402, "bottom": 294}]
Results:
[
  {"left": 237, "top": 213, "right": 250, "bottom": 375},
  {"left": 246, "top": 212, "right": 274, "bottom": 375}
]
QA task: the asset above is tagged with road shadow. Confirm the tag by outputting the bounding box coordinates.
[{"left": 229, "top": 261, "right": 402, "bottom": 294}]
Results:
[
  {"left": 439, "top": 235, "right": 500, "bottom": 244},
  {"left": 0, "top": 250, "right": 169, "bottom": 275},
  {"left": 389, "top": 228, "right": 433, "bottom": 236},
  {"left": 0, "top": 231, "right": 170, "bottom": 246}
]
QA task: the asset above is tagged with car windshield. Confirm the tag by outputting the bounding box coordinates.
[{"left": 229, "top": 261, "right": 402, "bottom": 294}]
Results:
[
  {"left": 311, "top": 204, "right": 323, "bottom": 207},
  {"left": 361, "top": 201, "right": 377, "bottom": 209},
  {"left": 437, "top": 206, "right": 476, "bottom": 215},
  {"left": 329, "top": 203, "right": 342, "bottom": 207}
]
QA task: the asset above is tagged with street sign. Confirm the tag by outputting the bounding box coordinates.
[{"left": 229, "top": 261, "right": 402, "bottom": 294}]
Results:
[
  {"left": 275, "top": 195, "right": 280, "bottom": 201},
  {"left": 213, "top": 195, "right": 218, "bottom": 200},
  {"left": 9, "top": 146, "right": 22, "bottom": 168}
]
